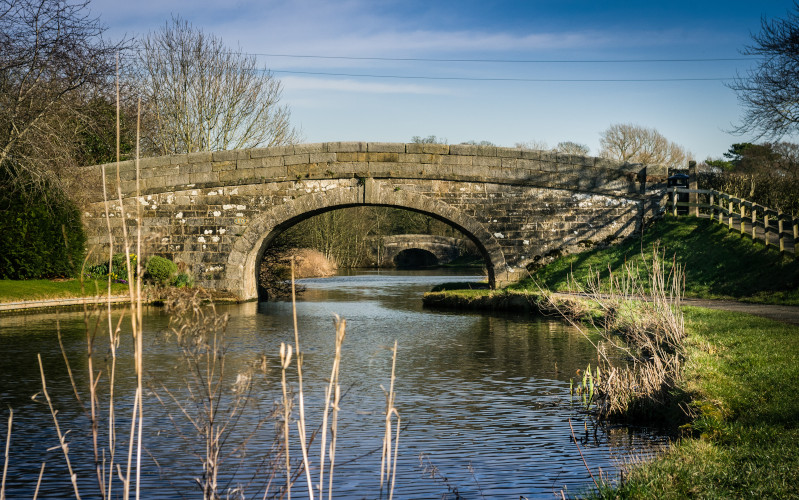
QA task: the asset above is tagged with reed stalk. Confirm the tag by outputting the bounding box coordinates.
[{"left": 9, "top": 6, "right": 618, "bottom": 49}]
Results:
[
  {"left": 1, "top": 408, "right": 10, "bottom": 500},
  {"left": 291, "top": 261, "right": 314, "bottom": 500},
  {"left": 37, "top": 354, "right": 81, "bottom": 499},
  {"left": 280, "top": 342, "right": 294, "bottom": 500}
]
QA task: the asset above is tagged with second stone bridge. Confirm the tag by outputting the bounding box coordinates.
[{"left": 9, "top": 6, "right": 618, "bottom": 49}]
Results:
[{"left": 80, "top": 142, "right": 668, "bottom": 299}]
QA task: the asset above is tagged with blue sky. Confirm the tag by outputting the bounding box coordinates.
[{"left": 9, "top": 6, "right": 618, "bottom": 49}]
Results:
[{"left": 91, "top": 0, "right": 798, "bottom": 161}]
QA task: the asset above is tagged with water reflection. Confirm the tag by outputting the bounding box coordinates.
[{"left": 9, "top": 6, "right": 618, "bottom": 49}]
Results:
[{"left": 0, "top": 271, "right": 667, "bottom": 498}]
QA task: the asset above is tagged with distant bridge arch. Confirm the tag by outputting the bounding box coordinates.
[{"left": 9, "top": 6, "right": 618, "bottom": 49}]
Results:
[
  {"left": 378, "top": 234, "right": 468, "bottom": 267},
  {"left": 79, "top": 142, "right": 666, "bottom": 299}
]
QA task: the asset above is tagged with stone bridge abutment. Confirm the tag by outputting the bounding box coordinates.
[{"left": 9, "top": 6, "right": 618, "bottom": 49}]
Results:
[{"left": 79, "top": 142, "right": 667, "bottom": 299}]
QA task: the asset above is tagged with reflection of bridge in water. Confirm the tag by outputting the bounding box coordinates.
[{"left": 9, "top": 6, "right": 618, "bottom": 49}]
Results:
[
  {"left": 375, "top": 234, "right": 474, "bottom": 268},
  {"left": 80, "top": 142, "right": 666, "bottom": 299}
]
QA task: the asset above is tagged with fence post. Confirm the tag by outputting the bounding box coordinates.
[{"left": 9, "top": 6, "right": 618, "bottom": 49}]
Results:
[
  {"left": 779, "top": 211, "right": 785, "bottom": 254},
  {"left": 719, "top": 195, "right": 724, "bottom": 224},
  {"left": 740, "top": 203, "right": 746, "bottom": 236},
  {"left": 688, "top": 161, "right": 698, "bottom": 216},
  {"left": 728, "top": 200, "right": 734, "bottom": 230},
  {"left": 794, "top": 219, "right": 798, "bottom": 258},
  {"left": 764, "top": 214, "right": 770, "bottom": 248},
  {"left": 751, "top": 205, "right": 757, "bottom": 241},
  {"left": 709, "top": 192, "right": 715, "bottom": 221},
  {"left": 672, "top": 187, "right": 678, "bottom": 216}
]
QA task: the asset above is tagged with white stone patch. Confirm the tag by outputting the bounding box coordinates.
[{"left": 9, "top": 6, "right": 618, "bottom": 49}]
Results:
[
  {"left": 166, "top": 194, "right": 175, "bottom": 204},
  {"left": 459, "top": 187, "right": 466, "bottom": 191},
  {"left": 191, "top": 190, "right": 199, "bottom": 195},
  {"left": 236, "top": 212, "right": 244, "bottom": 217},
  {"left": 147, "top": 195, "right": 153, "bottom": 201},
  {"left": 138, "top": 197, "right": 149, "bottom": 206},
  {"left": 223, "top": 204, "right": 235, "bottom": 210},
  {"left": 211, "top": 236, "right": 220, "bottom": 243},
  {"left": 212, "top": 211, "right": 221, "bottom": 217},
  {"left": 161, "top": 237, "right": 169, "bottom": 244},
  {"left": 205, "top": 265, "right": 223, "bottom": 272},
  {"left": 218, "top": 228, "right": 226, "bottom": 234},
  {"left": 208, "top": 190, "right": 218, "bottom": 196},
  {"left": 198, "top": 236, "right": 206, "bottom": 243},
  {"left": 523, "top": 240, "right": 530, "bottom": 245},
  {"left": 230, "top": 188, "right": 239, "bottom": 195},
  {"left": 236, "top": 205, "right": 246, "bottom": 210},
  {"left": 204, "top": 229, "right": 213, "bottom": 235},
  {"left": 494, "top": 232, "right": 505, "bottom": 239},
  {"left": 175, "top": 212, "right": 183, "bottom": 219}
]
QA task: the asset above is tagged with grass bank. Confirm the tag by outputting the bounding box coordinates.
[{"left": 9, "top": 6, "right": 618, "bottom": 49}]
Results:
[
  {"left": 588, "top": 307, "right": 799, "bottom": 499},
  {"left": 0, "top": 278, "right": 130, "bottom": 303},
  {"left": 511, "top": 215, "right": 799, "bottom": 305}
]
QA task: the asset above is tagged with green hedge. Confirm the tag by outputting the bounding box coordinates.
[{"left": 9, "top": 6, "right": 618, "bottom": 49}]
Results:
[{"left": 0, "top": 181, "right": 86, "bottom": 279}]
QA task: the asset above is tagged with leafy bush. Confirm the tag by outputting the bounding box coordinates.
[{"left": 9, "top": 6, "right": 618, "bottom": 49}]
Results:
[
  {"left": 146, "top": 255, "right": 178, "bottom": 285},
  {"left": 172, "top": 272, "right": 194, "bottom": 288},
  {"left": 0, "top": 171, "right": 86, "bottom": 279}
]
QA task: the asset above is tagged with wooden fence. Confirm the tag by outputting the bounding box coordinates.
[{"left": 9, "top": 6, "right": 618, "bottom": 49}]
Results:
[{"left": 668, "top": 186, "right": 799, "bottom": 257}]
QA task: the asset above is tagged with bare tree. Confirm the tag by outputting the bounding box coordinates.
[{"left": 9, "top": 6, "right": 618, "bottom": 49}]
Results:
[
  {"left": 728, "top": 3, "right": 799, "bottom": 139},
  {"left": 599, "top": 123, "right": 689, "bottom": 168},
  {"left": 136, "top": 17, "right": 298, "bottom": 155},
  {"left": 555, "top": 141, "right": 590, "bottom": 156},
  {"left": 0, "top": 0, "right": 123, "bottom": 195},
  {"left": 514, "top": 139, "right": 550, "bottom": 151}
]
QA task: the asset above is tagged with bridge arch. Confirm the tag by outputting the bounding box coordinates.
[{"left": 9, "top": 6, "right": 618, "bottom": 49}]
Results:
[{"left": 224, "top": 187, "right": 507, "bottom": 300}]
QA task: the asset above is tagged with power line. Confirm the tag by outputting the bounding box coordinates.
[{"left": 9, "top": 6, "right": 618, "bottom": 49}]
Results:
[
  {"left": 271, "top": 69, "right": 734, "bottom": 82},
  {"left": 254, "top": 53, "right": 751, "bottom": 64}
]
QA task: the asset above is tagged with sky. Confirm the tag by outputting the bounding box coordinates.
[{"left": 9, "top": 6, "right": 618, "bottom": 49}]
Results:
[{"left": 90, "top": 0, "right": 798, "bottom": 161}]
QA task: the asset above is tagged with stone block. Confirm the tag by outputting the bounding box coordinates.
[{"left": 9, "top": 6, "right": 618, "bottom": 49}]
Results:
[
  {"left": 212, "top": 161, "right": 236, "bottom": 172},
  {"left": 326, "top": 141, "right": 367, "bottom": 153},
  {"left": 406, "top": 143, "right": 449, "bottom": 155},
  {"left": 212, "top": 150, "right": 241, "bottom": 162},
  {"left": 310, "top": 152, "right": 337, "bottom": 163},
  {"left": 293, "top": 143, "right": 326, "bottom": 154},
  {"left": 284, "top": 153, "right": 311, "bottom": 166},
  {"left": 139, "top": 156, "right": 171, "bottom": 169},
  {"left": 496, "top": 147, "right": 522, "bottom": 158},
  {"left": 367, "top": 142, "right": 405, "bottom": 153}
]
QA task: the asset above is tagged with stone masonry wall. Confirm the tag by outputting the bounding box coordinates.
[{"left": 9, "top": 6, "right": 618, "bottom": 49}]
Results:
[{"left": 80, "top": 142, "right": 667, "bottom": 299}]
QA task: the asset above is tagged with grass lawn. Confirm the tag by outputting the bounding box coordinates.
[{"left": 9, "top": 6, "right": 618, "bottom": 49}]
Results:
[
  {"left": 0, "top": 278, "right": 130, "bottom": 303},
  {"left": 588, "top": 307, "right": 799, "bottom": 499},
  {"left": 510, "top": 215, "right": 799, "bottom": 305}
]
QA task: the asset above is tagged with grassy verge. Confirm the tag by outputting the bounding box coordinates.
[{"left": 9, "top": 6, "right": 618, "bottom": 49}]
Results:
[
  {"left": 0, "top": 278, "right": 130, "bottom": 303},
  {"left": 589, "top": 307, "right": 799, "bottom": 499},
  {"left": 508, "top": 215, "right": 799, "bottom": 305}
]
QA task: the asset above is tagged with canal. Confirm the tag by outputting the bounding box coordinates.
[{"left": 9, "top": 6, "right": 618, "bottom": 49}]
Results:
[{"left": 0, "top": 270, "right": 667, "bottom": 498}]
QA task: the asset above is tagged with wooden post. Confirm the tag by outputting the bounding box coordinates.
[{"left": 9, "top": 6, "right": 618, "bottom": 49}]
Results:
[
  {"left": 709, "top": 192, "right": 715, "bottom": 221},
  {"left": 740, "top": 203, "right": 746, "bottom": 236},
  {"left": 728, "top": 201, "right": 734, "bottom": 230},
  {"left": 688, "top": 161, "right": 698, "bottom": 217},
  {"left": 794, "top": 219, "right": 798, "bottom": 257},
  {"left": 719, "top": 196, "right": 724, "bottom": 224},
  {"left": 672, "top": 187, "right": 678, "bottom": 216},
  {"left": 751, "top": 205, "right": 757, "bottom": 241},
  {"left": 764, "top": 214, "right": 770, "bottom": 247},
  {"left": 778, "top": 211, "right": 785, "bottom": 254}
]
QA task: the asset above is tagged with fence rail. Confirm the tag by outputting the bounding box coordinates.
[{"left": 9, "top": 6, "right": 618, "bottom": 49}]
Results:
[{"left": 668, "top": 186, "right": 799, "bottom": 257}]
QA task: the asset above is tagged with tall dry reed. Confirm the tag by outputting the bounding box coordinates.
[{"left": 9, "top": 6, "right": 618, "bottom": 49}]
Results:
[{"left": 547, "top": 245, "right": 687, "bottom": 420}]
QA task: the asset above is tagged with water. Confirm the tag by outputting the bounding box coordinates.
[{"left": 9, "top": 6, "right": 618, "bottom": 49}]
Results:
[{"left": 0, "top": 270, "right": 667, "bottom": 498}]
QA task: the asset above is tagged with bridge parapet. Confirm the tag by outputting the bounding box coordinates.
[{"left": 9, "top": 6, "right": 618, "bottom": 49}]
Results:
[{"left": 82, "top": 142, "right": 664, "bottom": 202}]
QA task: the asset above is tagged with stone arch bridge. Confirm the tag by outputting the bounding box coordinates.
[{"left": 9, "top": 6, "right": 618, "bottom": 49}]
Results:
[
  {"left": 80, "top": 142, "right": 667, "bottom": 299},
  {"left": 377, "top": 234, "right": 470, "bottom": 267}
]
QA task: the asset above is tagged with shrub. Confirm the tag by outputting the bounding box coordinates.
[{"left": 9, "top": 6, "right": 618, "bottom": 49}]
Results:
[
  {"left": 0, "top": 171, "right": 86, "bottom": 279},
  {"left": 172, "top": 272, "right": 194, "bottom": 288},
  {"left": 146, "top": 255, "right": 178, "bottom": 285}
]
